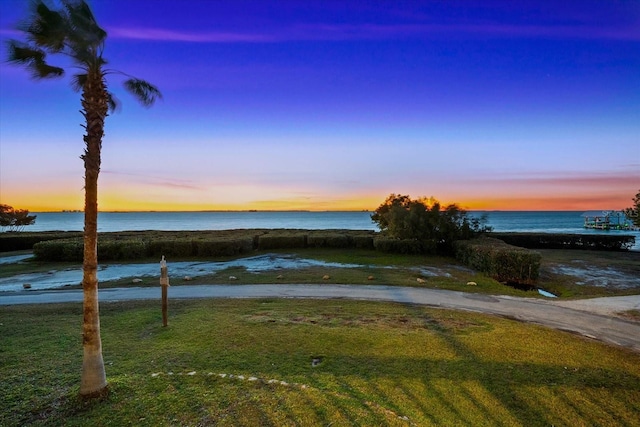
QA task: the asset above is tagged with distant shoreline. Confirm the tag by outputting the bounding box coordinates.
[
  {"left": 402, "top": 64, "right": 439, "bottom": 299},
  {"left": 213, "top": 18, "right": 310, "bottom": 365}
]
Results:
[
  {"left": 51, "top": 210, "right": 370, "bottom": 213},
  {"left": 36, "top": 209, "right": 624, "bottom": 214}
]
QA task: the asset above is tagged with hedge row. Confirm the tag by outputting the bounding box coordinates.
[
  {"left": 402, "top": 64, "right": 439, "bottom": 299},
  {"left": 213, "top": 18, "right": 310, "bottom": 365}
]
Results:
[
  {"left": 32, "top": 230, "right": 378, "bottom": 261},
  {"left": 0, "top": 231, "right": 83, "bottom": 252},
  {"left": 8, "top": 229, "right": 635, "bottom": 256},
  {"left": 454, "top": 237, "right": 541, "bottom": 285},
  {"left": 491, "top": 232, "right": 635, "bottom": 251},
  {"left": 373, "top": 238, "right": 437, "bottom": 254},
  {"left": 32, "top": 234, "right": 452, "bottom": 261},
  {"left": 33, "top": 237, "right": 257, "bottom": 261}
]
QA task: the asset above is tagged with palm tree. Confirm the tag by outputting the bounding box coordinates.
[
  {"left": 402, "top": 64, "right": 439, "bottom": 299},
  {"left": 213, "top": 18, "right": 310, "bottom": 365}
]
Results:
[{"left": 7, "top": 0, "right": 161, "bottom": 398}]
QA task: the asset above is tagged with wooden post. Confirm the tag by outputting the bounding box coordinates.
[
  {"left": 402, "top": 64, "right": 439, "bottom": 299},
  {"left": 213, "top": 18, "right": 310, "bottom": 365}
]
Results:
[{"left": 160, "top": 256, "right": 169, "bottom": 327}]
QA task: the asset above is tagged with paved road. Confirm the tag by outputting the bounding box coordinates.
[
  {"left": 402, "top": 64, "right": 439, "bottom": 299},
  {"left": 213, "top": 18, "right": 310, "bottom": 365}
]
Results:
[{"left": 2, "top": 285, "right": 639, "bottom": 352}]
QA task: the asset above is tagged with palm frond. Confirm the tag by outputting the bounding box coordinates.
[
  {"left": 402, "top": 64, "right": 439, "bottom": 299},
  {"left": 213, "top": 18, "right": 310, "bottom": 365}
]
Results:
[
  {"left": 123, "top": 78, "right": 163, "bottom": 107},
  {"left": 71, "top": 73, "right": 87, "bottom": 92},
  {"left": 20, "top": 1, "right": 68, "bottom": 53},
  {"left": 107, "top": 91, "right": 121, "bottom": 113},
  {"left": 6, "top": 40, "right": 45, "bottom": 64},
  {"left": 63, "top": 0, "right": 107, "bottom": 50},
  {"left": 33, "top": 61, "right": 65, "bottom": 79},
  {"left": 62, "top": 1, "right": 108, "bottom": 68},
  {"left": 6, "top": 39, "right": 64, "bottom": 79},
  {"left": 8, "top": 0, "right": 161, "bottom": 114}
]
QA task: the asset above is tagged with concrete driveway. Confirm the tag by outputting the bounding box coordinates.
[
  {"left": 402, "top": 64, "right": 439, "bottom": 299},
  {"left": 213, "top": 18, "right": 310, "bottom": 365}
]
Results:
[{"left": 2, "top": 284, "right": 639, "bottom": 352}]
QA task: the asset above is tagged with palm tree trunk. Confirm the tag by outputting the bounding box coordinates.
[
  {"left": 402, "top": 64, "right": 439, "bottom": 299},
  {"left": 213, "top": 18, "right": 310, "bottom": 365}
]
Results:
[{"left": 79, "top": 67, "right": 108, "bottom": 398}]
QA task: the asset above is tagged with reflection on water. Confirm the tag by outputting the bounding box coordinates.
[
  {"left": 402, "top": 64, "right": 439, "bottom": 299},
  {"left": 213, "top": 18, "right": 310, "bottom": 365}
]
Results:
[
  {"left": 550, "top": 265, "right": 640, "bottom": 289},
  {"left": 0, "top": 254, "right": 34, "bottom": 265},
  {"left": 537, "top": 289, "right": 557, "bottom": 298},
  {"left": 0, "top": 254, "right": 363, "bottom": 292}
]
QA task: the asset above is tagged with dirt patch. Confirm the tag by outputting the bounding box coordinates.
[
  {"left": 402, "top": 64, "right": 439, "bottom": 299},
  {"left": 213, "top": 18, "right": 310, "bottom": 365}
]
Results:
[
  {"left": 539, "top": 249, "right": 640, "bottom": 290},
  {"left": 548, "top": 264, "right": 640, "bottom": 289},
  {"left": 551, "top": 295, "right": 640, "bottom": 318},
  {"left": 242, "top": 311, "right": 492, "bottom": 333},
  {"left": 619, "top": 310, "right": 640, "bottom": 322}
]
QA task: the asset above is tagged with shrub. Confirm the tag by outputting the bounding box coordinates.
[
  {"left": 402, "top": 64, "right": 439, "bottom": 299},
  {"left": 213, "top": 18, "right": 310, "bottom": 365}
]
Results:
[
  {"left": 0, "top": 231, "right": 83, "bottom": 252},
  {"left": 352, "top": 234, "right": 375, "bottom": 249},
  {"left": 373, "top": 237, "right": 436, "bottom": 254},
  {"left": 455, "top": 237, "right": 541, "bottom": 285},
  {"left": 147, "top": 239, "right": 195, "bottom": 258},
  {"left": 34, "top": 238, "right": 84, "bottom": 262},
  {"left": 371, "top": 194, "right": 491, "bottom": 255},
  {"left": 492, "top": 232, "right": 635, "bottom": 251},
  {"left": 34, "top": 240, "right": 66, "bottom": 261},
  {"left": 99, "top": 239, "right": 147, "bottom": 260},
  {"left": 257, "top": 233, "right": 307, "bottom": 250},
  {"left": 35, "top": 238, "right": 149, "bottom": 261},
  {"left": 62, "top": 240, "right": 84, "bottom": 261},
  {"left": 307, "top": 233, "right": 351, "bottom": 248},
  {"left": 194, "top": 238, "right": 254, "bottom": 257}
]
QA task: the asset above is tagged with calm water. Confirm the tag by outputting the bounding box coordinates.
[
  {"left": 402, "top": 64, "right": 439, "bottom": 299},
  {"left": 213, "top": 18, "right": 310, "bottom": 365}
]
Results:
[
  {"left": 24, "top": 211, "right": 378, "bottom": 232},
  {"left": 12, "top": 210, "right": 640, "bottom": 249}
]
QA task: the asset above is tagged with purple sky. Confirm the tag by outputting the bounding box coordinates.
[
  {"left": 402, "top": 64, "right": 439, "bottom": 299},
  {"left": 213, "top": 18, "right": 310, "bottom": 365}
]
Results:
[{"left": 1, "top": 0, "right": 639, "bottom": 211}]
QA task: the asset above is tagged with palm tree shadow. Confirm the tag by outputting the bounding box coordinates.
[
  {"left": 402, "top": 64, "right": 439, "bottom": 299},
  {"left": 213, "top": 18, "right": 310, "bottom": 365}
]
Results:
[{"left": 338, "top": 302, "right": 640, "bottom": 425}]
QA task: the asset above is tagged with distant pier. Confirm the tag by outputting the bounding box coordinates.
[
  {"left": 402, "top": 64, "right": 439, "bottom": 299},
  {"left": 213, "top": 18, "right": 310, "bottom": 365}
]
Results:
[{"left": 582, "top": 211, "right": 635, "bottom": 231}]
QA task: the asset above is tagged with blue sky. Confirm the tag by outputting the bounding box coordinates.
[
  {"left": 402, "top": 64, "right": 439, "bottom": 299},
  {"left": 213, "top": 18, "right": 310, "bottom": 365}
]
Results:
[{"left": 0, "top": 0, "right": 638, "bottom": 211}]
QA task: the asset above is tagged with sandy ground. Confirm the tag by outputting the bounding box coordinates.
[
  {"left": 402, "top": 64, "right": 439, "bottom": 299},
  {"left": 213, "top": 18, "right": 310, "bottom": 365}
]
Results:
[{"left": 550, "top": 294, "right": 640, "bottom": 316}]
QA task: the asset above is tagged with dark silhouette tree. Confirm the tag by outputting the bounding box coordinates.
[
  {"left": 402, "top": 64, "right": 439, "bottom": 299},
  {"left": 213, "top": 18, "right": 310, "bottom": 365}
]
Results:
[
  {"left": 623, "top": 190, "right": 640, "bottom": 228},
  {"left": 0, "top": 204, "right": 37, "bottom": 231},
  {"left": 6, "top": 0, "right": 161, "bottom": 398}
]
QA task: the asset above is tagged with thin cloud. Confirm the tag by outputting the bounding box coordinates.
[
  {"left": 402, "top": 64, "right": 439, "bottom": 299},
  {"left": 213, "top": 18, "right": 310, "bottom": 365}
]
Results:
[
  {"left": 448, "top": 23, "right": 639, "bottom": 41},
  {"left": 474, "top": 194, "right": 633, "bottom": 211},
  {"left": 294, "top": 22, "right": 640, "bottom": 41},
  {"left": 106, "top": 21, "right": 640, "bottom": 43},
  {"left": 152, "top": 180, "right": 202, "bottom": 191},
  {"left": 477, "top": 172, "right": 640, "bottom": 187},
  {"left": 108, "top": 27, "right": 276, "bottom": 43},
  {"left": 0, "top": 28, "right": 20, "bottom": 37},
  {"left": 102, "top": 170, "right": 202, "bottom": 191}
]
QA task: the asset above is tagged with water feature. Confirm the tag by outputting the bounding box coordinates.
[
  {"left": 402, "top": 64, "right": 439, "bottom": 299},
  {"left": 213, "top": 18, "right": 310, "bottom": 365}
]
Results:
[{"left": 0, "top": 254, "right": 364, "bottom": 292}]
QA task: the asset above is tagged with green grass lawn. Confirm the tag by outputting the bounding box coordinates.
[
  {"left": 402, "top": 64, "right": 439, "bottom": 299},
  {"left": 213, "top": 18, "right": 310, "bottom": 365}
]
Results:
[{"left": 2, "top": 299, "right": 639, "bottom": 426}]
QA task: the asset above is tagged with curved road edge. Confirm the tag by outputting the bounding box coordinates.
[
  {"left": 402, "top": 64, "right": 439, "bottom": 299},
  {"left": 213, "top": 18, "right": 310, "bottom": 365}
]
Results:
[{"left": 1, "top": 284, "right": 639, "bottom": 352}]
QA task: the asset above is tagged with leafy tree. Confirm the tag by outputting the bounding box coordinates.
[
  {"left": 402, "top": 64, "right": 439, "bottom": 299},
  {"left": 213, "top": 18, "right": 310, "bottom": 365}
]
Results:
[
  {"left": 371, "top": 194, "right": 491, "bottom": 254},
  {"left": 0, "top": 204, "right": 12, "bottom": 229},
  {"left": 7, "top": 0, "right": 161, "bottom": 398},
  {"left": 0, "top": 204, "right": 37, "bottom": 231},
  {"left": 623, "top": 190, "right": 640, "bottom": 227}
]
